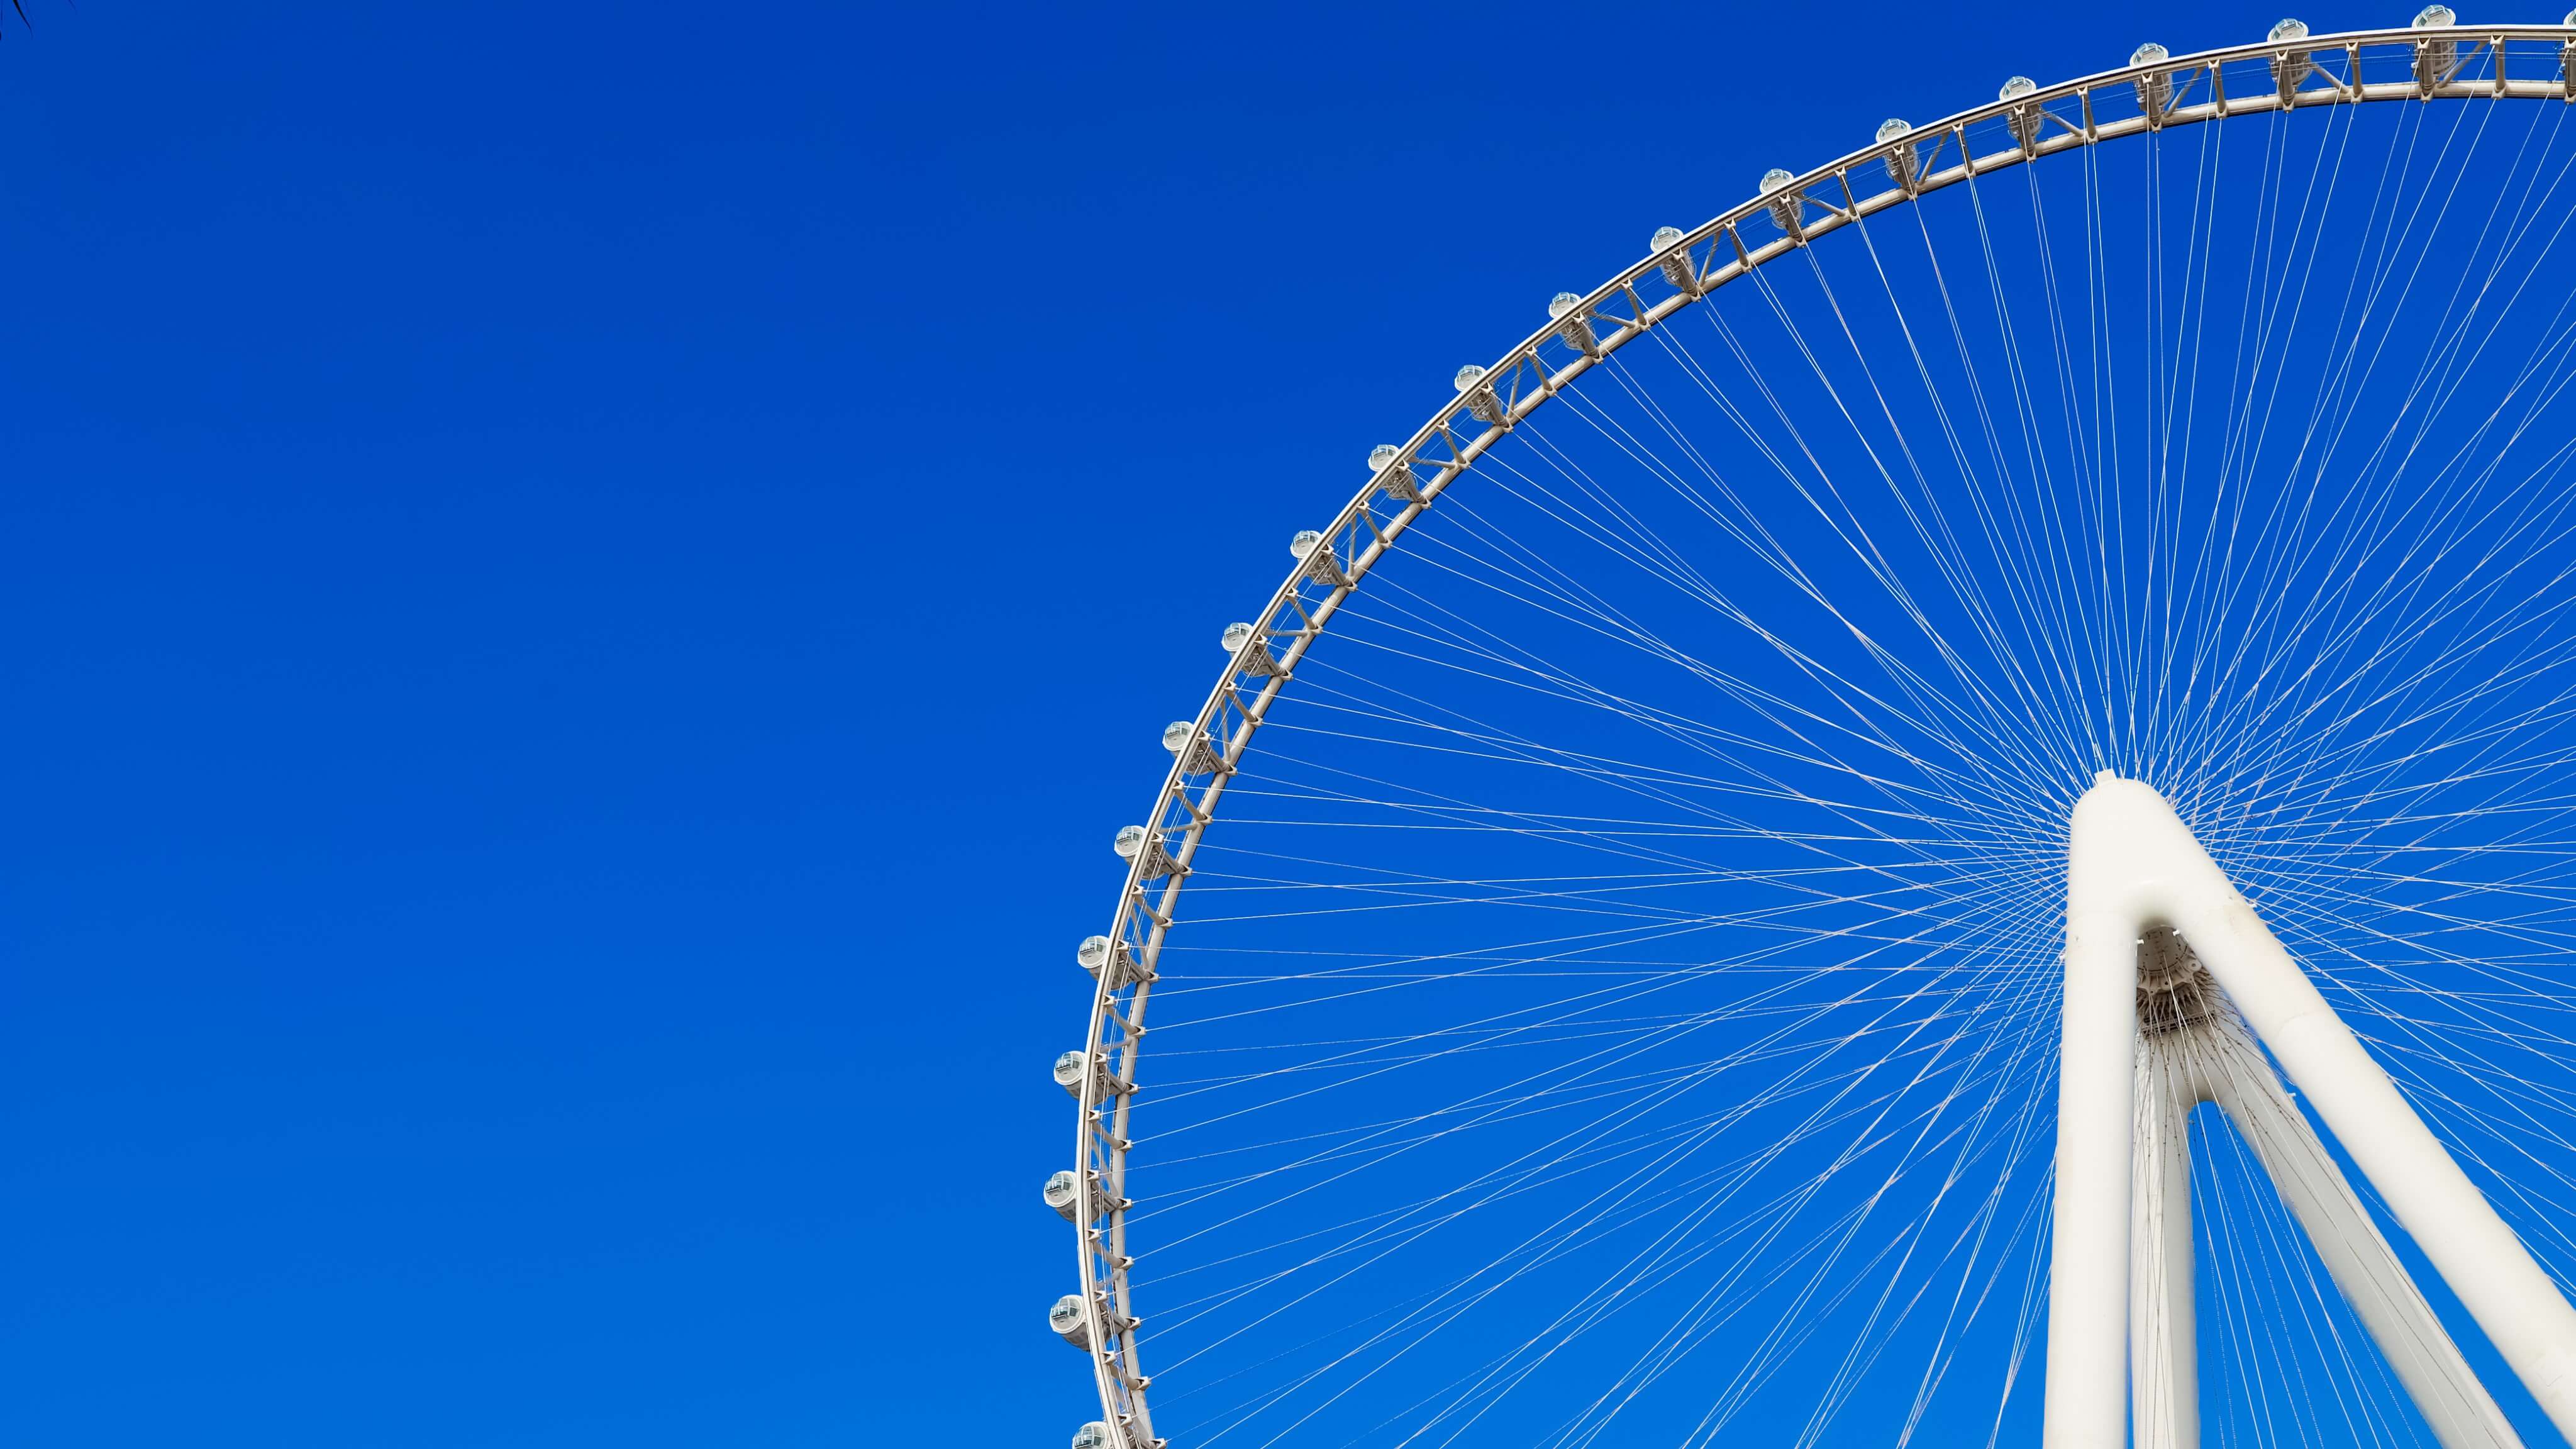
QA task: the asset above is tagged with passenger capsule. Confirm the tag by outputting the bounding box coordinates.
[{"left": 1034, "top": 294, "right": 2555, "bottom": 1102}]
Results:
[
  {"left": 2131, "top": 43, "right": 2172, "bottom": 114},
  {"left": 1078, "top": 932, "right": 1120, "bottom": 975},
  {"left": 1050, "top": 1293, "right": 1093, "bottom": 1348},
  {"left": 1082, "top": 929, "right": 1148, "bottom": 986},
  {"left": 2414, "top": 4, "right": 2458, "bottom": 85},
  {"left": 1759, "top": 168, "right": 1802, "bottom": 231},
  {"left": 2271, "top": 19, "right": 2313, "bottom": 96},
  {"left": 1072, "top": 1423, "right": 1114, "bottom": 1449},
  {"left": 2000, "top": 76, "right": 2041, "bottom": 147},
  {"left": 1453, "top": 364, "right": 1504, "bottom": 424},
  {"left": 1650, "top": 226, "right": 1697, "bottom": 292},
  {"left": 1548, "top": 291, "right": 1601, "bottom": 355},
  {"left": 1111, "top": 824, "right": 1183, "bottom": 880},
  {"left": 1053, "top": 1048, "right": 1102, "bottom": 1099},
  {"left": 1043, "top": 1168, "right": 1084, "bottom": 1220},
  {"left": 1876, "top": 118, "right": 1919, "bottom": 187},
  {"left": 1221, "top": 620, "right": 1291, "bottom": 677},
  {"left": 1291, "top": 528, "right": 1351, "bottom": 586}
]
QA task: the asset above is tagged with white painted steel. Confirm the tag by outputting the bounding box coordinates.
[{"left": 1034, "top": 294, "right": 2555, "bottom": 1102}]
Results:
[
  {"left": 2052, "top": 780, "right": 2152, "bottom": 1447},
  {"left": 2131, "top": 1046, "right": 2197, "bottom": 1449},
  {"left": 1067, "top": 25, "right": 2576, "bottom": 1448},
  {"left": 2201, "top": 1024, "right": 2519, "bottom": 1449},
  {"left": 2060, "top": 775, "right": 2576, "bottom": 1445},
  {"left": 2129, "top": 1008, "right": 2518, "bottom": 1449}
]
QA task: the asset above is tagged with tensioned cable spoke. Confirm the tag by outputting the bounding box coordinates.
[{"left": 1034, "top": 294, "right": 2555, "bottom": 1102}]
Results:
[{"left": 1071, "top": 41, "right": 2576, "bottom": 1449}]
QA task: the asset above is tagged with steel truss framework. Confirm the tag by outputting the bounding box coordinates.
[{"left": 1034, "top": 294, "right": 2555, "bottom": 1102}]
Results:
[{"left": 1060, "top": 20, "right": 2576, "bottom": 1448}]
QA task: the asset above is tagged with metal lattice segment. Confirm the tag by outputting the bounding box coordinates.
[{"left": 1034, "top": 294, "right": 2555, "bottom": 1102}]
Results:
[
  {"left": 1064, "top": 24, "right": 2576, "bottom": 1448},
  {"left": 1046, "top": 1167, "right": 1127, "bottom": 1223},
  {"left": 1287, "top": 530, "right": 1350, "bottom": 588},
  {"left": 1109, "top": 825, "right": 1184, "bottom": 882},
  {"left": 1157, "top": 722, "right": 1227, "bottom": 779},
  {"left": 1452, "top": 365, "right": 1505, "bottom": 425},
  {"left": 1368, "top": 443, "right": 1424, "bottom": 502},
  {"left": 1218, "top": 620, "right": 1290, "bottom": 679}
]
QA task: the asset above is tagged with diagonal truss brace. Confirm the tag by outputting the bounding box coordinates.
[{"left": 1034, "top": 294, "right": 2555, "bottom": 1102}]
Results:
[{"left": 2045, "top": 774, "right": 2576, "bottom": 1447}]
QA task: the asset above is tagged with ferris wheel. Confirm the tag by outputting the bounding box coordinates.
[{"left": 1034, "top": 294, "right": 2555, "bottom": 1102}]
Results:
[{"left": 1048, "top": 14, "right": 2576, "bottom": 1448}]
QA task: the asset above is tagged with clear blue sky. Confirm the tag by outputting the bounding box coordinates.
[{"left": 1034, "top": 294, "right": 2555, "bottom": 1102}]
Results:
[{"left": 0, "top": 3, "right": 2431, "bottom": 1444}]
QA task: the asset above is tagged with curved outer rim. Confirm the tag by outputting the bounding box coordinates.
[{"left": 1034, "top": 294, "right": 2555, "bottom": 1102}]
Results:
[{"left": 1064, "top": 21, "right": 2576, "bottom": 1447}]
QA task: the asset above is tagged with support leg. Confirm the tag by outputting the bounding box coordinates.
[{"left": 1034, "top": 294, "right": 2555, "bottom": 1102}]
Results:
[
  {"left": 2202, "top": 1024, "right": 2521, "bottom": 1449},
  {"left": 2133, "top": 1043, "right": 2199, "bottom": 1449},
  {"left": 2054, "top": 774, "right": 2576, "bottom": 1444},
  {"left": 2046, "top": 877, "right": 2143, "bottom": 1447}
]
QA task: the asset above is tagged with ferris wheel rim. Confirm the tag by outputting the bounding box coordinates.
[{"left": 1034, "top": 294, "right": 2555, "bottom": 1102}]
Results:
[{"left": 1062, "top": 19, "right": 2576, "bottom": 1446}]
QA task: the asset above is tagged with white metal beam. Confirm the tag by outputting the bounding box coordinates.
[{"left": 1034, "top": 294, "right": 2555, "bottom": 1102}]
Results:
[
  {"left": 2197, "top": 1018, "right": 2519, "bottom": 1449},
  {"left": 2131, "top": 1041, "right": 2197, "bottom": 1449},
  {"left": 2049, "top": 773, "right": 2576, "bottom": 1446}
]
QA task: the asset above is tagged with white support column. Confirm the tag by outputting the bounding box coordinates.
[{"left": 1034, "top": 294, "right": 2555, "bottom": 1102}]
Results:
[
  {"left": 2046, "top": 789, "right": 2147, "bottom": 1448},
  {"left": 2131, "top": 1043, "right": 2198, "bottom": 1449},
  {"left": 2199, "top": 1022, "right": 2521, "bottom": 1449},
  {"left": 2051, "top": 772, "right": 2576, "bottom": 1445}
]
